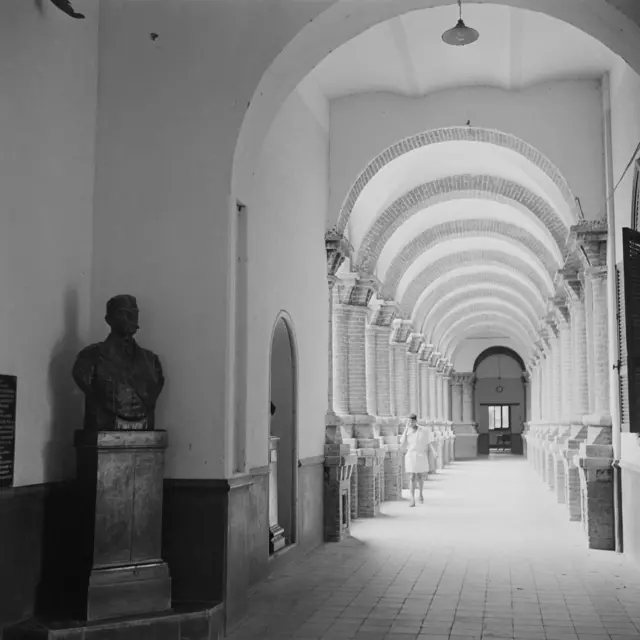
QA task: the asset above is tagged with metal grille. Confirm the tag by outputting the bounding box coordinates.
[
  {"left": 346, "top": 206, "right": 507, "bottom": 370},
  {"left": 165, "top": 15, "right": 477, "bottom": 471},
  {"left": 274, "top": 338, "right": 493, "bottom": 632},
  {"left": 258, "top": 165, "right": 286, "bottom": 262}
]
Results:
[
  {"left": 617, "top": 264, "right": 629, "bottom": 431},
  {"left": 622, "top": 227, "right": 640, "bottom": 433},
  {"left": 633, "top": 159, "right": 640, "bottom": 231}
]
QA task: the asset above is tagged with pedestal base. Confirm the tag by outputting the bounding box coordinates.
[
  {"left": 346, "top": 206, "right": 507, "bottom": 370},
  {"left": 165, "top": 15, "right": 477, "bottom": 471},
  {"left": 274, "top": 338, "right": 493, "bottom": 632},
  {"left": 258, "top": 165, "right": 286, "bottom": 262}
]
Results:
[
  {"left": 88, "top": 561, "right": 172, "bottom": 622},
  {"left": 4, "top": 602, "right": 225, "bottom": 640},
  {"left": 269, "top": 523, "right": 286, "bottom": 554},
  {"left": 452, "top": 423, "right": 477, "bottom": 459}
]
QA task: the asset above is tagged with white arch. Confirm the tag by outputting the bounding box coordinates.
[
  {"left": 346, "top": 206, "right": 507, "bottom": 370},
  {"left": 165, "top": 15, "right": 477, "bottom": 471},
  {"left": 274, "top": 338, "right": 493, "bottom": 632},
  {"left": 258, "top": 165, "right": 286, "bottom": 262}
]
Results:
[
  {"left": 438, "top": 311, "right": 535, "bottom": 354},
  {"left": 421, "top": 285, "right": 540, "bottom": 338},
  {"left": 377, "top": 199, "right": 562, "bottom": 281},
  {"left": 431, "top": 300, "right": 538, "bottom": 345},
  {"left": 411, "top": 264, "right": 547, "bottom": 326},
  {"left": 398, "top": 237, "right": 554, "bottom": 302},
  {"left": 349, "top": 141, "right": 573, "bottom": 251},
  {"left": 444, "top": 324, "right": 534, "bottom": 361}
]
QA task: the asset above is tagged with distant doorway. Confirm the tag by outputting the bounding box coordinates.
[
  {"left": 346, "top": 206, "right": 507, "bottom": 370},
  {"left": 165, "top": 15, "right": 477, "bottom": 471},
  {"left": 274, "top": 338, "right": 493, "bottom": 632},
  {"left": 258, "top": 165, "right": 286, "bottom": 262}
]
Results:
[
  {"left": 269, "top": 315, "right": 298, "bottom": 548},
  {"left": 474, "top": 348, "right": 526, "bottom": 456}
]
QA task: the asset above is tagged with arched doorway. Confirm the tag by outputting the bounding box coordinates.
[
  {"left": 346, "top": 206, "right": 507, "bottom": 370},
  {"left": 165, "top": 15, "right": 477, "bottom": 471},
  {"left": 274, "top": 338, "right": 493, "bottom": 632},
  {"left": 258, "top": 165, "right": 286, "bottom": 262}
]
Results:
[
  {"left": 474, "top": 347, "right": 526, "bottom": 456},
  {"left": 269, "top": 314, "right": 298, "bottom": 551}
]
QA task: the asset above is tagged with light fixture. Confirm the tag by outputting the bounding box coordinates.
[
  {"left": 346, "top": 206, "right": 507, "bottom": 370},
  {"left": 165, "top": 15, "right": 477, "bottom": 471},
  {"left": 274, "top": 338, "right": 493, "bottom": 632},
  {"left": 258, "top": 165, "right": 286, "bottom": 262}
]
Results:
[{"left": 442, "top": 0, "right": 479, "bottom": 46}]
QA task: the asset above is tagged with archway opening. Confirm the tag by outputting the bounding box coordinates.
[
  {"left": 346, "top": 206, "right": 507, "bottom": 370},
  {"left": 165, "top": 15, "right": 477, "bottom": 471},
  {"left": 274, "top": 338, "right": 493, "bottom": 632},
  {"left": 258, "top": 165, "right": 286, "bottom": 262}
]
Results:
[
  {"left": 269, "top": 315, "right": 298, "bottom": 551},
  {"left": 474, "top": 348, "right": 526, "bottom": 456}
]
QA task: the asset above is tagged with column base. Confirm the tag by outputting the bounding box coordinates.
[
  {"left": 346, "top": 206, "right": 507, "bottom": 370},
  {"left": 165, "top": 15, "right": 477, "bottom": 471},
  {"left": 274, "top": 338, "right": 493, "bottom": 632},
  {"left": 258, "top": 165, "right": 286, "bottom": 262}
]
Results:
[
  {"left": 323, "top": 445, "right": 357, "bottom": 542},
  {"left": 384, "top": 447, "right": 403, "bottom": 501},
  {"left": 452, "top": 423, "right": 477, "bottom": 459},
  {"left": 269, "top": 523, "right": 286, "bottom": 554},
  {"left": 356, "top": 450, "right": 385, "bottom": 517},
  {"left": 579, "top": 444, "right": 615, "bottom": 551}
]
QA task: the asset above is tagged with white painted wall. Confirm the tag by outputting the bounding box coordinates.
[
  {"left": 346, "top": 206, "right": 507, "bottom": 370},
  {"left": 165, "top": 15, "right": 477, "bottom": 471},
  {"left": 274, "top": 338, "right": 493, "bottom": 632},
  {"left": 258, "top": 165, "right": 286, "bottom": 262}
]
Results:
[
  {"left": 0, "top": 1, "right": 98, "bottom": 486},
  {"left": 329, "top": 81, "right": 606, "bottom": 226},
  {"left": 245, "top": 89, "right": 329, "bottom": 469}
]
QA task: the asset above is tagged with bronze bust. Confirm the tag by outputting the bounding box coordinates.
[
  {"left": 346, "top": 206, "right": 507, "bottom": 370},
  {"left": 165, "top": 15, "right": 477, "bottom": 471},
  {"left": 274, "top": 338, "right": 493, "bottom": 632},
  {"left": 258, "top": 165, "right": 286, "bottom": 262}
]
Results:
[{"left": 72, "top": 295, "right": 165, "bottom": 431}]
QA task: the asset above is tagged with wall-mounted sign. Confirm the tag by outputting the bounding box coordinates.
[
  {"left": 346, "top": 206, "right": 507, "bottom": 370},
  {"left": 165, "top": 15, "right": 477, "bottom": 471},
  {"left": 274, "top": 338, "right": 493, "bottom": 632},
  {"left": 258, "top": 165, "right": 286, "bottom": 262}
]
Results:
[{"left": 0, "top": 375, "right": 17, "bottom": 488}]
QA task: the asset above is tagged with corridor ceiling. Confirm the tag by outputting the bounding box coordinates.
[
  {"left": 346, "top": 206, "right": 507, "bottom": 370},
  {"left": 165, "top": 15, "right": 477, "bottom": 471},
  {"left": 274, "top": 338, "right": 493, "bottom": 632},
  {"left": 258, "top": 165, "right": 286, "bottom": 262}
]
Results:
[{"left": 308, "top": 3, "right": 621, "bottom": 366}]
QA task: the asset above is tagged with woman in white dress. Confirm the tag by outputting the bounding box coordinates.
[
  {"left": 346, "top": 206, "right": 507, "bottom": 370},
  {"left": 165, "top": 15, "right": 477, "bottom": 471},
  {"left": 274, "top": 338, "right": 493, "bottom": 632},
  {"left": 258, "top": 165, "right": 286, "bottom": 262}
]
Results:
[{"left": 400, "top": 413, "right": 437, "bottom": 507}]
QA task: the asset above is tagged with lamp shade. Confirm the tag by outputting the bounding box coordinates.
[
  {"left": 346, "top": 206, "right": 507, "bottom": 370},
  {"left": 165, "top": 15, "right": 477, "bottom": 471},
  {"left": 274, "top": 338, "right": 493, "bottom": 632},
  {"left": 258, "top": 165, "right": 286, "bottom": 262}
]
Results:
[{"left": 442, "top": 19, "right": 479, "bottom": 46}]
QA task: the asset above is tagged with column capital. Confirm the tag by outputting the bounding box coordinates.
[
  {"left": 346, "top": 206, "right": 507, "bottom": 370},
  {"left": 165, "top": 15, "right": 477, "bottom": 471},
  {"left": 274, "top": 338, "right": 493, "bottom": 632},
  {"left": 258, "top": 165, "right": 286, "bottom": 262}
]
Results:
[
  {"left": 369, "top": 300, "right": 399, "bottom": 327},
  {"left": 550, "top": 295, "right": 570, "bottom": 325},
  {"left": 334, "top": 273, "right": 380, "bottom": 307},
  {"left": 457, "top": 372, "right": 476, "bottom": 385},
  {"left": 390, "top": 319, "right": 413, "bottom": 345},
  {"left": 585, "top": 265, "right": 608, "bottom": 282},
  {"left": 427, "top": 350, "right": 441, "bottom": 367},
  {"left": 418, "top": 343, "right": 435, "bottom": 363},
  {"left": 569, "top": 220, "right": 608, "bottom": 269},
  {"left": 325, "top": 228, "right": 352, "bottom": 278},
  {"left": 436, "top": 357, "right": 448, "bottom": 374},
  {"left": 451, "top": 372, "right": 464, "bottom": 386},
  {"left": 406, "top": 333, "right": 425, "bottom": 354}
]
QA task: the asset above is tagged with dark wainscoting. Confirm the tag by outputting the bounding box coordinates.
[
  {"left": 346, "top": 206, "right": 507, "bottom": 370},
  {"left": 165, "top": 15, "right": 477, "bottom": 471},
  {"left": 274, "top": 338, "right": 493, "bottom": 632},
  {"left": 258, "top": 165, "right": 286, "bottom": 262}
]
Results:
[
  {"left": 1, "top": 456, "right": 325, "bottom": 638},
  {"left": 0, "top": 484, "right": 48, "bottom": 634},
  {"left": 621, "top": 463, "right": 640, "bottom": 565},
  {"left": 0, "top": 480, "right": 81, "bottom": 636}
]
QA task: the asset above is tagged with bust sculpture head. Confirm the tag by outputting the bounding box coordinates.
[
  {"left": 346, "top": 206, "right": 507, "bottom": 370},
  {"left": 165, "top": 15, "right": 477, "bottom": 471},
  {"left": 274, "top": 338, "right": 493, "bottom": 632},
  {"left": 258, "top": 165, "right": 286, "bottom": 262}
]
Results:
[{"left": 106, "top": 294, "right": 140, "bottom": 338}]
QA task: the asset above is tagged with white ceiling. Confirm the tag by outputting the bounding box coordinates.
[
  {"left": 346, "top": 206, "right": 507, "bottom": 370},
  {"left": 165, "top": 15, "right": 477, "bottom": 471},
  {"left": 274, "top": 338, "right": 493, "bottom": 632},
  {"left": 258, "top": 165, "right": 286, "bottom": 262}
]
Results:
[{"left": 302, "top": 3, "right": 618, "bottom": 100}]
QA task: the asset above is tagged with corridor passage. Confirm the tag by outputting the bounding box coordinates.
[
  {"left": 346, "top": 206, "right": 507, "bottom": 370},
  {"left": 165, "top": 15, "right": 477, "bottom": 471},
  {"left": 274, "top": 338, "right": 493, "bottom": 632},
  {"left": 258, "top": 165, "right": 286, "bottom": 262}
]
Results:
[{"left": 227, "top": 456, "right": 640, "bottom": 640}]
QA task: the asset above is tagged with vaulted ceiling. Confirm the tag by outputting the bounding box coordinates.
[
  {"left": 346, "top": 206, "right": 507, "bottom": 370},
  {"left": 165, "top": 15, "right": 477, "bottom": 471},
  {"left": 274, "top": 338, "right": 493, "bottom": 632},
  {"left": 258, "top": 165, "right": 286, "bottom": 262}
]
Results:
[{"left": 312, "top": 3, "right": 622, "bottom": 368}]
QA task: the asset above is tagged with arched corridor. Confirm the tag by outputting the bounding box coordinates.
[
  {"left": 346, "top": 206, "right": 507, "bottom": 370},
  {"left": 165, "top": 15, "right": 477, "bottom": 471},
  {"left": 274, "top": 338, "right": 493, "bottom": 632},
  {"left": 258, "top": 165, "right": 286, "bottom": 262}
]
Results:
[
  {"left": 4, "top": 2, "right": 640, "bottom": 639},
  {"left": 228, "top": 456, "right": 640, "bottom": 640}
]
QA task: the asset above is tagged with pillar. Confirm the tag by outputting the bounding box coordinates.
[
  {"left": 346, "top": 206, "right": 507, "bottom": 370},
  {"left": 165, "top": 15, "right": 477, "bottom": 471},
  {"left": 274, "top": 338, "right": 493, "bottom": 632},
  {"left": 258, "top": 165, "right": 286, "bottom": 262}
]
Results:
[
  {"left": 451, "top": 375, "right": 463, "bottom": 423},
  {"left": 572, "top": 222, "right": 614, "bottom": 550},
  {"left": 453, "top": 372, "right": 477, "bottom": 459},
  {"left": 323, "top": 232, "right": 358, "bottom": 541},
  {"left": 333, "top": 273, "right": 385, "bottom": 518}
]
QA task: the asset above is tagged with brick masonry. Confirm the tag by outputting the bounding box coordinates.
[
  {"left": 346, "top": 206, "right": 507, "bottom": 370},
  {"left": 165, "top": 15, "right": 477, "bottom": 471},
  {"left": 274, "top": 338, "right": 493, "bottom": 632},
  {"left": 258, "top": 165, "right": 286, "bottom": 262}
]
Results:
[{"left": 337, "top": 126, "right": 577, "bottom": 236}]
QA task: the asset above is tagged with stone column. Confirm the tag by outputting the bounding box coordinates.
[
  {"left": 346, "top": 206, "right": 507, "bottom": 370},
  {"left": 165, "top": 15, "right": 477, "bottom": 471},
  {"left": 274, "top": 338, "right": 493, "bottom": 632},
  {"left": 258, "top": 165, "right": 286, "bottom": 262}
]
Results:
[
  {"left": 418, "top": 346, "right": 431, "bottom": 423},
  {"left": 406, "top": 334, "right": 422, "bottom": 418},
  {"left": 572, "top": 222, "right": 614, "bottom": 550},
  {"left": 323, "top": 232, "right": 358, "bottom": 541},
  {"left": 453, "top": 372, "right": 477, "bottom": 459},
  {"left": 333, "top": 274, "right": 385, "bottom": 518},
  {"left": 545, "top": 319, "right": 562, "bottom": 492},
  {"left": 550, "top": 297, "right": 573, "bottom": 504},
  {"left": 390, "top": 319, "right": 412, "bottom": 420},
  {"left": 427, "top": 360, "right": 438, "bottom": 422},
  {"left": 451, "top": 375, "right": 463, "bottom": 423},
  {"left": 368, "top": 307, "right": 406, "bottom": 503}
]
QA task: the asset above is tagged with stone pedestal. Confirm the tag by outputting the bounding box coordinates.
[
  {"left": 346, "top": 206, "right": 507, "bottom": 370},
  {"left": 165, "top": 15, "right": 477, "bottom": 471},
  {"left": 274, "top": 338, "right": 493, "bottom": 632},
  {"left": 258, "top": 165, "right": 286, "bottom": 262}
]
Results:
[
  {"left": 452, "top": 423, "right": 477, "bottom": 459},
  {"left": 324, "top": 443, "right": 357, "bottom": 542},
  {"left": 356, "top": 450, "right": 385, "bottom": 517},
  {"left": 268, "top": 436, "right": 286, "bottom": 554},
  {"left": 73, "top": 430, "right": 171, "bottom": 621},
  {"left": 578, "top": 443, "right": 615, "bottom": 550},
  {"left": 563, "top": 423, "right": 588, "bottom": 521}
]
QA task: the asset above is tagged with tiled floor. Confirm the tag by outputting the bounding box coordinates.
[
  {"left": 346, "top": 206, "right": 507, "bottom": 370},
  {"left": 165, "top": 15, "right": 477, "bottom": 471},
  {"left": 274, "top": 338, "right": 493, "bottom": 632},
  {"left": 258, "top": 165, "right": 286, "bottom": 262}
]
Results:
[{"left": 226, "top": 455, "right": 640, "bottom": 640}]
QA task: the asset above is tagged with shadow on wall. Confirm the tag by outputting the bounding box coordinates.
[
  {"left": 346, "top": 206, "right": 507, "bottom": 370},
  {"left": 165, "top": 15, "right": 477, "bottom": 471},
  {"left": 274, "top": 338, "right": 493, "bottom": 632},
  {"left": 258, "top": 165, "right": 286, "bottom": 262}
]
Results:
[{"left": 44, "top": 287, "right": 83, "bottom": 482}]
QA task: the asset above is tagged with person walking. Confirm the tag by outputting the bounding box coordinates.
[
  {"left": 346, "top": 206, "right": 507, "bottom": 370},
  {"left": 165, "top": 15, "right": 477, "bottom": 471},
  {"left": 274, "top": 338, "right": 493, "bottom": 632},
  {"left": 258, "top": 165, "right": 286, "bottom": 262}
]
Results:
[{"left": 400, "top": 413, "right": 437, "bottom": 507}]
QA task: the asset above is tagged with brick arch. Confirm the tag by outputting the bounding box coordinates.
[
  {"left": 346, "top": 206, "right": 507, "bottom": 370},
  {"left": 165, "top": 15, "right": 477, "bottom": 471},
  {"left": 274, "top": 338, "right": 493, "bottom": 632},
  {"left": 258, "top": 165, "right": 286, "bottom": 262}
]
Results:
[
  {"left": 422, "top": 288, "right": 540, "bottom": 342},
  {"left": 337, "top": 126, "right": 577, "bottom": 235},
  {"left": 439, "top": 313, "right": 534, "bottom": 357},
  {"left": 431, "top": 301, "right": 538, "bottom": 347},
  {"left": 380, "top": 219, "right": 558, "bottom": 299},
  {"left": 448, "top": 327, "right": 532, "bottom": 362},
  {"left": 354, "top": 175, "right": 568, "bottom": 273},
  {"left": 400, "top": 251, "right": 552, "bottom": 317},
  {"left": 413, "top": 271, "right": 546, "bottom": 330}
]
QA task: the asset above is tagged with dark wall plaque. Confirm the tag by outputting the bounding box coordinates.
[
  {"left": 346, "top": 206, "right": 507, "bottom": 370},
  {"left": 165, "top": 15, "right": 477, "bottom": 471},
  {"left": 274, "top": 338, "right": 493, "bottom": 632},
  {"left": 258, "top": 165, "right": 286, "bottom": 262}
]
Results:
[{"left": 0, "top": 374, "right": 17, "bottom": 488}]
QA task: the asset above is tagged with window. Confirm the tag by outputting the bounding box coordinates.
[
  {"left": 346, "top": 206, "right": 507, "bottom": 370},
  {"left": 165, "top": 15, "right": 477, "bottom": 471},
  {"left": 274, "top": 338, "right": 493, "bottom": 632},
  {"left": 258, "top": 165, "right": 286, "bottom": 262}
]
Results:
[{"left": 488, "top": 405, "right": 510, "bottom": 430}]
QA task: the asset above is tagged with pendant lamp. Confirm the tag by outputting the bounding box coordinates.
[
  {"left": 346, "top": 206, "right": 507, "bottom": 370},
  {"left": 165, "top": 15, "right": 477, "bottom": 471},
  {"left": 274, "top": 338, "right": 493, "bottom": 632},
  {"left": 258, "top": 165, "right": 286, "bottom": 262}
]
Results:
[{"left": 442, "top": 0, "right": 479, "bottom": 46}]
